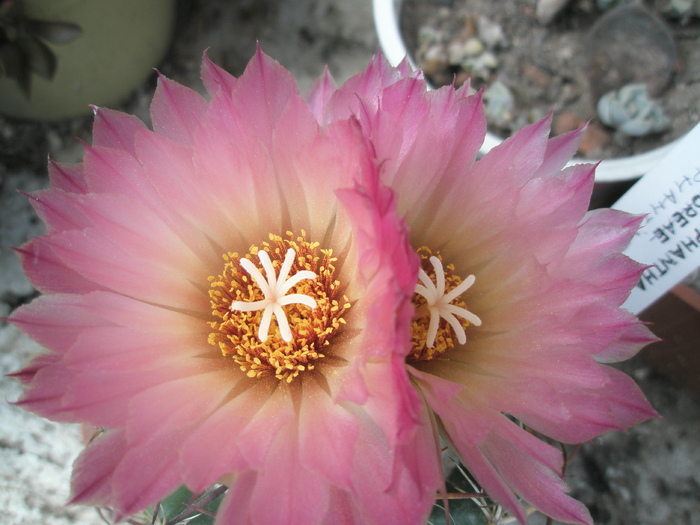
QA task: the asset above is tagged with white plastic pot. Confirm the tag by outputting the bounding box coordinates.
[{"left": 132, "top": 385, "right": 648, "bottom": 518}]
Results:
[{"left": 372, "top": 0, "right": 680, "bottom": 183}]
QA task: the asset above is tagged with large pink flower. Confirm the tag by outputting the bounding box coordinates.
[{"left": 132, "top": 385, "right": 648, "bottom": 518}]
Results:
[
  {"left": 11, "top": 50, "right": 441, "bottom": 524},
  {"left": 307, "top": 56, "right": 658, "bottom": 523}
]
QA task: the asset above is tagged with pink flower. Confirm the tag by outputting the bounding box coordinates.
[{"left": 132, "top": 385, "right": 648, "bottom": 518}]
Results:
[
  {"left": 10, "top": 50, "right": 441, "bottom": 524},
  {"left": 307, "top": 56, "right": 658, "bottom": 524},
  {"left": 11, "top": 48, "right": 657, "bottom": 525}
]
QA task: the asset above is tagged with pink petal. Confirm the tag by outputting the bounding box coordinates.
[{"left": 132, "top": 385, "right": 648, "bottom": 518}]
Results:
[
  {"left": 593, "top": 320, "right": 658, "bottom": 363},
  {"left": 571, "top": 209, "right": 645, "bottom": 260},
  {"left": 14, "top": 240, "right": 104, "bottom": 294},
  {"left": 412, "top": 369, "right": 591, "bottom": 524},
  {"left": 386, "top": 89, "right": 487, "bottom": 238},
  {"left": 123, "top": 370, "right": 232, "bottom": 445},
  {"left": 298, "top": 386, "right": 361, "bottom": 489},
  {"left": 91, "top": 106, "right": 147, "bottom": 156},
  {"left": 333, "top": 53, "right": 404, "bottom": 111},
  {"left": 235, "top": 385, "right": 296, "bottom": 469},
  {"left": 230, "top": 47, "right": 305, "bottom": 143},
  {"left": 43, "top": 227, "right": 207, "bottom": 310},
  {"left": 201, "top": 51, "right": 238, "bottom": 97},
  {"left": 306, "top": 66, "right": 337, "bottom": 123},
  {"left": 70, "top": 429, "right": 128, "bottom": 508},
  {"left": 15, "top": 357, "right": 211, "bottom": 427},
  {"left": 396, "top": 56, "right": 419, "bottom": 78},
  {"left": 48, "top": 160, "right": 87, "bottom": 194},
  {"left": 515, "top": 164, "right": 595, "bottom": 233},
  {"left": 180, "top": 382, "right": 274, "bottom": 492},
  {"left": 111, "top": 426, "right": 193, "bottom": 515},
  {"left": 472, "top": 115, "right": 553, "bottom": 188},
  {"left": 74, "top": 191, "right": 207, "bottom": 270},
  {"left": 345, "top": 402, "right": 441, "bottom": 525},
  {"left": 457, "top": 441, "right": 530, "bottom": 524},
  {"left": 512, "top": 366, "right": 658, "bottom": 443},
  {"left": 414, "top": 119, "right": 555, "bottom": 255},
  {"left": 26, "top": 188, "right": 91, "bottom": 232},
  {"left": 335, "top": 164, "right": 423, "bottom": 445},
  {"left": 151, "top": 72, "right": 207, "bottom": 145},
  {"left": 533, "top": 125, "right": 585, "bottom": 178},
  {"left": 191, "top": 89, "right": 284, "bottom": 246},
  {"left": 132, "top": 130, "right": 229, "bottom": 266},
  {"left": 7, "top": 352, "right": 60, "bottom": 386},
  {"left": 72, "top": 373, "right": 237, "bottom": 515},
  {"left": 81, "top": 144, "right": 155, "bottom": 202},
  {"left": 213, "top": 472, "right": 256, "bottom": 525},
  {"left": 250, "top": 424, "right": 330, "bottom": 524},
  {"left": 10, "top": 293, "right": 109, "bottom": 353},
  {"left": 479, "top": 430, "right": 592, "bottom": 525}
]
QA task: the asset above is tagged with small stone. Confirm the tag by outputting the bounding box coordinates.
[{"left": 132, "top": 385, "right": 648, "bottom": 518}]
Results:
[
  {"left": 522, "top": 63, "right": 553, "bottom": 89},
  {"left": 536, "top": 0, "right": 572, "bottom": 24},
  {"left": 479, "top": 51, "right": 499, "bottom": 69},
  {"left": 483, "top": 80, "right": 515, "bottom": 128},
  {"left": 560, "top": 82, "right": 579, "bottom": 104},
  {"left": 477, "top": 16, "right": 507, "bottom": 48},
  {"left": 418, "top": 25, "right": 441, "bottom": 46},
  {"left": 422, "top": 58, "right": 454, "bottom": 87},
  {"left": 554, "top": 113, "right": 612, "bottom": 157},
  {"left": 423, "top": 42, "right": 447, "bottom": 63},
  {"left": 421, "top": 57, "right": 445, "bottom": 77},
  {"left": 463, "top": 15, "right": 478, "bottom": 39},
  {"left": 454, "top": 70, "right": 471, "bottom": 88},
  {"left": 578, "top": 123, "right": 613, "bottom": 157},
  {"left": 463, "top": 37, "right": 484, "bottom": 57},
  {"left": 553, "top": 112, "right": 586, "bottom": 136},
  {"left": 447, "top": 40, "right": 466, "bottom": 64}
]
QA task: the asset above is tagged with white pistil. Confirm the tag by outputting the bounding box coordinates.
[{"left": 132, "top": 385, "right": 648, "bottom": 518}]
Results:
[
  {"left": 414, "top": 256, "right": 482, "bottom": 348},
  {"left": 230, "top": 248, "right": 317, "bottom": 342}
]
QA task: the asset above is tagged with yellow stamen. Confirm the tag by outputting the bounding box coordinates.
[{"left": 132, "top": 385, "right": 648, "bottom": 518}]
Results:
[
  {"left": 410, "top": 246, "right": 481, "bottom": 361},
  {"left": 208, "top": 231, "right": 350, "bottom": 382}
]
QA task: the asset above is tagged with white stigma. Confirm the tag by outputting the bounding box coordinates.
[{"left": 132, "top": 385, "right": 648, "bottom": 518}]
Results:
[
  {"left": 230, "top": 248, "right": 317, "bottom": 342},
  {"left": 414, "top": 256, "right": 482, "bottom": 349}
]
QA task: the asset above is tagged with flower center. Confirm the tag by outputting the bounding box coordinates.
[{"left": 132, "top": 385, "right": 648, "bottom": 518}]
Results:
[
  {"left": 208, "top": 231, "right": 350, "bottom": 383},
  {"left": 409, "top": 246, "right": 481, "bottom": 361}
]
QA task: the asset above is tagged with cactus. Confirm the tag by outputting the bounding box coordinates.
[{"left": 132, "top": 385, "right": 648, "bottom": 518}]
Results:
[
  {"left": 0, "top": 0, "right": 83, "bottom": 97},
  {"left": 597, "top": 83, "right": 671, "bottom": 137}
]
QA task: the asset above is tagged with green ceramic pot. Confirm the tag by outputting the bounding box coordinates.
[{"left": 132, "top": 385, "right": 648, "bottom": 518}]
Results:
[{"left": 0, "top": 0, "right": 176, "bottom": 121}]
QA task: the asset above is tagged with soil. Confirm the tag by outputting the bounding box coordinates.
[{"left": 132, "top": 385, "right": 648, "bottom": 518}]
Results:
[
  {"left": 401, "top": 0, "right": 700, "bottom": 159},
  {"left": 1, "top": 1, "right": 699, "bottom": 524}
]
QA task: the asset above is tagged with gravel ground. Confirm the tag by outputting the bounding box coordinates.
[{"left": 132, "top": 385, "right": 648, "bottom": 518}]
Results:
[{"left": 1, "top": 1, "right": 699, "bottom": 524}]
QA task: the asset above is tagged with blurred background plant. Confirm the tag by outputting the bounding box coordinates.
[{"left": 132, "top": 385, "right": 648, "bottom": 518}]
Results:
[
  {"left": 0, "top": 0, "right": 176, "bottom": 121},
  {"left": 597, "top": 83, "right": 671, "bottom": 136},
  {"left": 0, "top": 0, "right": 82, "bottom": 97}
]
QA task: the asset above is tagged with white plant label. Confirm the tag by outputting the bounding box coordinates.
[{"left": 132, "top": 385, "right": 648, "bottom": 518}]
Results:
[{"left": 612, "top": 122, "right": 700, "bottom": 314}]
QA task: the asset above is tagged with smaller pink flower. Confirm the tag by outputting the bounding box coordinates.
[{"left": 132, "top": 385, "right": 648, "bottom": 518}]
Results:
[{"left": 307, "top": 54, "right": 659, "bottom": 524}]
